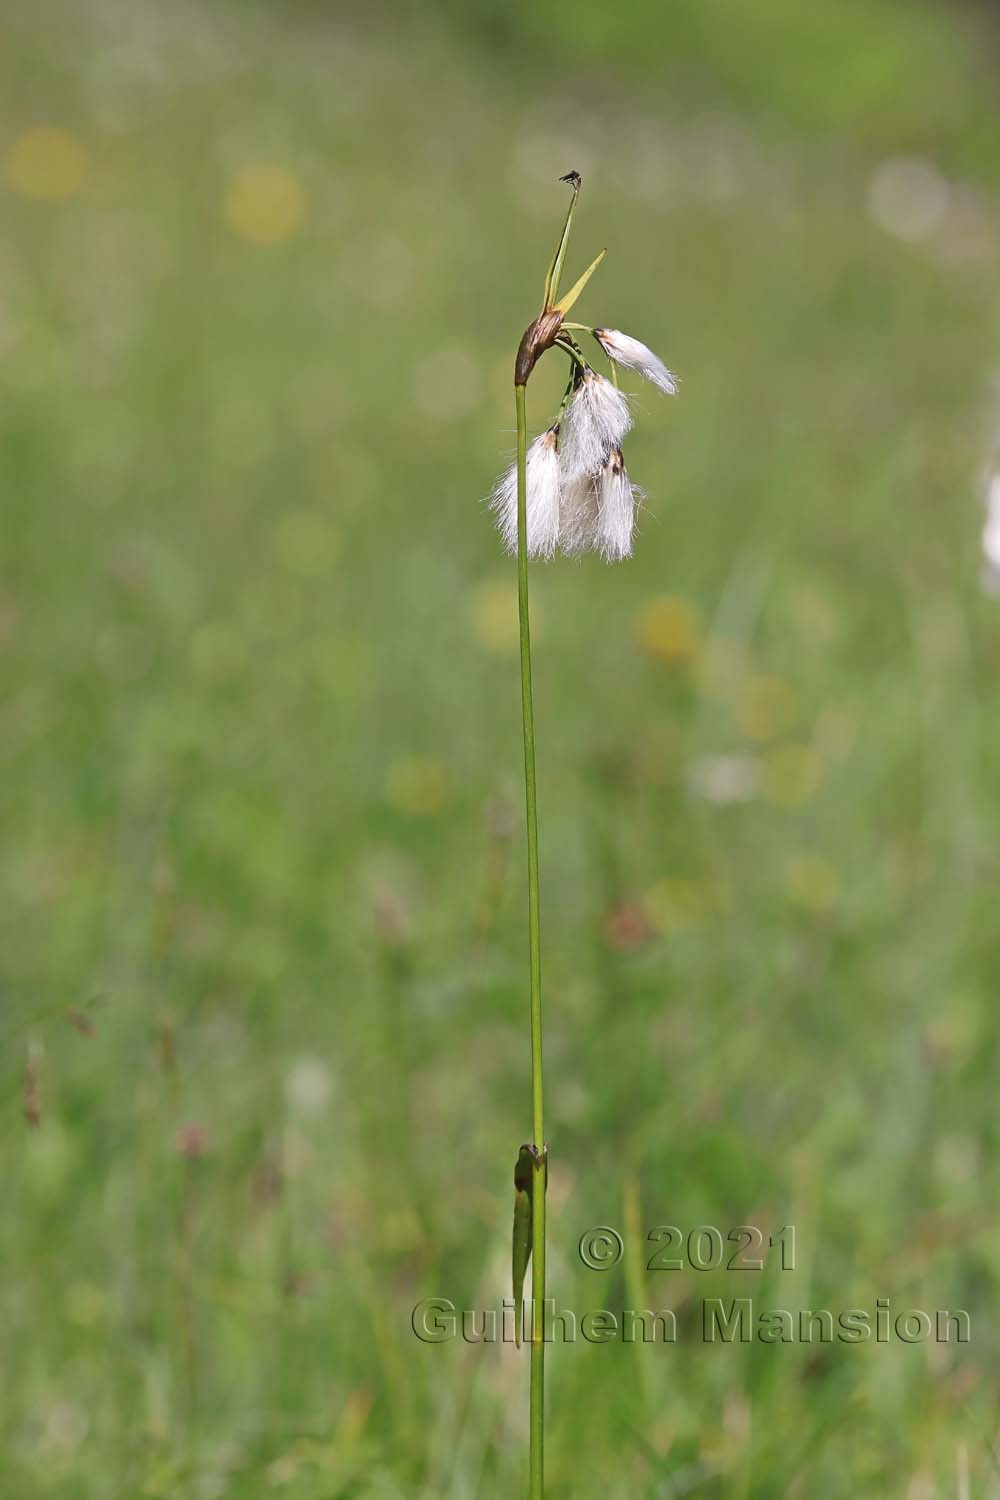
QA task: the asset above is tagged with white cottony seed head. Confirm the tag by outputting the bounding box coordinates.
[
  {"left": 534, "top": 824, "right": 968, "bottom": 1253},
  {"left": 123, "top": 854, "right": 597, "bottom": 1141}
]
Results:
[
  {"left": 982, "top": 472, "right": 1000, "bottom": 595},
  {"left": 593, "top": 329, "right": 678, "bottom": 396},
  {"left": 594, "top": 448, "right": 640, "bottom": 562},
  {"left": 558, "top": 369, "right": 632, "bottom": 479},
  {"left": 489, "top": 428, "right": 562, "bottom": 559},
  {"left": 558, "top": 470, "right": 599, "bottom": 556}
]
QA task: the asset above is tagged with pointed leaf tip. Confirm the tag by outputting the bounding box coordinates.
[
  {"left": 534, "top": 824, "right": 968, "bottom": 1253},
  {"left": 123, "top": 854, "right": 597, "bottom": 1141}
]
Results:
[
  {"left": 543, "top": 177, "right": 583, "bottom": 311},
  {"left": 554, "top": 248, "right": 607, "bottom": 315}
]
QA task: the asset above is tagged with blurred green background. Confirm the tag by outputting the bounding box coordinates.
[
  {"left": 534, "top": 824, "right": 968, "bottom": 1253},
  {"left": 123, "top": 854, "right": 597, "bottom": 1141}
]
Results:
[{"left": 4, "top": 0, "right": 1000, "bottom": 1494}]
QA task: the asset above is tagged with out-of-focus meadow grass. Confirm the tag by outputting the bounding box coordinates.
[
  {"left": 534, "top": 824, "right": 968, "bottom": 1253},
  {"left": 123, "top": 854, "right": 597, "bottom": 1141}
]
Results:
[{"left": 3, "top": 0, "right": 1000, "bottom": 1494}]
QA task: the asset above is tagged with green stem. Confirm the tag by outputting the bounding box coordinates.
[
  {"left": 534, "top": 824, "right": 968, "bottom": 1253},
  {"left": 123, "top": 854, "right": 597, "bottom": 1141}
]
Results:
[
  {"left": 556, "top": 371, "right": 576, "bottom": 425},
  {"left": 559, "top": 324, "right": 618, "bottom": 381},
  {"left": 554, "top": 338, "right": 587, "bottom": 372},
  {"left": 515, "top": 381, "right": 545, "bottom": 1500}
]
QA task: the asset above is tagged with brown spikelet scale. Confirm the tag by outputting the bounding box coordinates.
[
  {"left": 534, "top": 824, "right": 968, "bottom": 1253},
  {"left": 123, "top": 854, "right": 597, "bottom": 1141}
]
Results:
[{"left": 514, "top": 308, "right": 564, "bottom": 387}]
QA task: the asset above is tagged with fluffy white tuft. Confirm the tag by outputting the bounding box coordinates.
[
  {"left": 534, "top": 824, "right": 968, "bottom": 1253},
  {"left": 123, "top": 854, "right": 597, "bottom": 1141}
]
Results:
[
  {"left": 489, "top": 428, "right": 562, "bottom": 559},
  {"left": 558, "top": 470, "right": 599, "bottom": 556},
  {"left": 594, "top": 328, "right": 677, "bottom": 396},
  {"left": 558, "top": 370, "right": 632, "bottom": 479},
  {"left": 983, "top": 472, "right": 1000, "bottom": 594},
  {"left": 594, "top": 448, "right": 640, "bottom": 562}
]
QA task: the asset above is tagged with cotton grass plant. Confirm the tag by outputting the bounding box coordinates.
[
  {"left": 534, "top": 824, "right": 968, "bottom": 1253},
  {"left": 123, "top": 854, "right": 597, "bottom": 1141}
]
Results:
[{"left": 490, "top": 172, "right": 677, "bottom": 1498}]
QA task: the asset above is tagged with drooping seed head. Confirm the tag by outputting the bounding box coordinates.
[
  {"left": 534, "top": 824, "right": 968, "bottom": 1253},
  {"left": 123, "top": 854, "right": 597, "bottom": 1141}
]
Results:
[
  {"left": 558, "top": 369, "right": 632, "bottom": 480},
  {"left": 557, "top": 469, "right": 599, "bottom": 556},
  {"left": 594, "top": 447, "right": 641, "bottom": 563},
  {"left": 593, "top": 328, "right": 678, "bottom": 396},
  {"left": 489, "top": 427, "right": 562, "bottom": 559}
]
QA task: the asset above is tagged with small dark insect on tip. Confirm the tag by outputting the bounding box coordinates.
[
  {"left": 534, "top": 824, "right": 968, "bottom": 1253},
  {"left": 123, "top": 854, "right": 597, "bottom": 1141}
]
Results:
[{"left": 559, "top": 170, "right": 582, "bottom": 187}]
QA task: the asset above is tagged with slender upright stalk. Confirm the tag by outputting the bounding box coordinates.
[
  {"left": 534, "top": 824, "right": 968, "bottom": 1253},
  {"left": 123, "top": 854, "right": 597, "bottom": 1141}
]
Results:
[
  {"left": 515, "top": 381, "right": 546, "bottom": 1499},
  {"left": 496, "top": 172, "right": 675, "bottom": 1499}
]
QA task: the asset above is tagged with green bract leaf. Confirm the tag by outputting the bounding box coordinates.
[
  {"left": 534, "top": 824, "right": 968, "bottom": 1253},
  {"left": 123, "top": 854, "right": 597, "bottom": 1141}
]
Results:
[
  {"left": 553, "top": 248, "right": 606, "bottom": 315},
  {"left": 542, "top": 174, "right": 581, "bottom": 311}
]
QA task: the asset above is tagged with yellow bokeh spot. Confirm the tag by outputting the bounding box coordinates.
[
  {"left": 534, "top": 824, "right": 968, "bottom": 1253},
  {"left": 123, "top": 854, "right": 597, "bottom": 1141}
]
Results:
[
  {"left": 225, "top": 166, "right": 306, "bottom": 246},
  {"left": 735, "top": 675, "right": 795, "bottom": 741},
  {"left": 470, "top": 581, "right": 543, "bottom": 655},
  {"left": 642, "top": 876, "right": 709, "bottom": 935},
  {"left": 634, "top": 596, "right": 703, "bottom": 666},
  {"left": 8, "top": 128, "right": 87, "bottom": 202},
  {"left": 275, "top": 509, "right": 341, "bottom": 577},
  {"left": 762, "top": 744, "right": 823, "bottom": 806},
  {"left": 386, "top": 758, "right": 450, "bottom": 816},
  {"left": 784, "top": 854, "right": 840, "bottom": 914}
]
